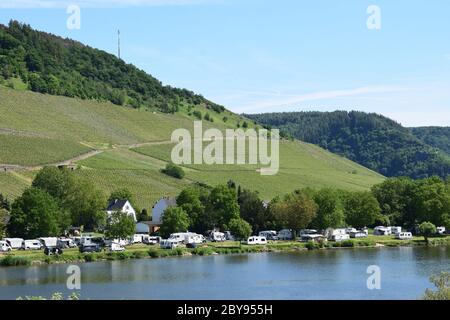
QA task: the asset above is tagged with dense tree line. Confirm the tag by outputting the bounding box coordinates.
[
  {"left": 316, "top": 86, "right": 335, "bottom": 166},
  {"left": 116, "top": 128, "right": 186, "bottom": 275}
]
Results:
[
  {"left": 411, "top": 127, "right": 450, "bottom": 155},
  {"left": 0, "top": 20, "right": 225, "bottom": 114},
  {"left": 162, "top": 177, "right": 450, "bottom": 238},
  {"left": 246, "top": 111, "right": 450, "bottom": 179}
]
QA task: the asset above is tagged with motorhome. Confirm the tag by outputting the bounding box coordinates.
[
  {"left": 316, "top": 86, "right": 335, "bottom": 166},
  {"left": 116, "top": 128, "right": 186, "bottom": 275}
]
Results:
[
  {"left": 169, "top": 233, "right": 189, "bottom": 244},
  {"left": 108, "top": 242, "right": 125, "bottom": 252},
  {"left": 0, "top": 241, "right": 12, "bottom": 252},
  {"left": 259, "top": 231, "right": 278, "bottom": 240},
  {"left": 5, "top": 238, "right": 24, "bottom": 250},
  {"left": 22, "top": 240, "right": 43, "bottom": 250},
  {"left": 390, "top": 226, "right": 402, "bottom": 235},
  {"left": 373, "top": 226, "right": 392, "bottom": 236},
  {"left": 331, "top": 234, "right": 350, "bottom": 242},
  {"left": 395, "top": 232, "right": 413, "bottom": 240},
  {"left": 278, "top": 229, "right": 293, "bottom": 240},
  {"left": 246, "top": 236, "right": 267, "bottom": 245},
  {"left": 209, "top": 231, "right": 226, "bottom": 242},
  {"left": 185, "top": 233, "right": 205, "bottom": 245},
  {"left": 160, "top": 239, "right": 179, "bottom": 249},
  {"left": 133, "top": 234, "right": 144, "bottom": 244}
]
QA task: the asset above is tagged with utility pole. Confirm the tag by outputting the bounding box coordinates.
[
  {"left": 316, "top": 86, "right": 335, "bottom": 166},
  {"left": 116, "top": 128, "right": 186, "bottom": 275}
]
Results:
[{"left": 118, "top": 29, "right": 121, "bottom": 59}]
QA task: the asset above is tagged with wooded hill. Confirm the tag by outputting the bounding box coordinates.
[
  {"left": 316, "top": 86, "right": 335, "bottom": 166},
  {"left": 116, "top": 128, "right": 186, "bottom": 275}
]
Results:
[
  {"left": 246, "top": 111, "right": 450, "bottom": 179},
  {"left": 0, "top": 20, "right": 224, "bottom": 114}
]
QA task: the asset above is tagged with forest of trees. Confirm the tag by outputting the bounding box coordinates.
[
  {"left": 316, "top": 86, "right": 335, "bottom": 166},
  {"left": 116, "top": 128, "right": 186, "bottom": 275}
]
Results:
[
  {"left": 246, "top": 111, "right": 450, "bottom": 179},
  {"left": 0, "top": 20, "right": 225, "bottom": 114}
]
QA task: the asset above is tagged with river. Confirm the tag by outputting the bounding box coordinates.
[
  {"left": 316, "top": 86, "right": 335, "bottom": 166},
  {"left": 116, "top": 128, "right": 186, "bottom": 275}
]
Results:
[{"left": 0, "top": 246, "right": 449, "bottom": 300}]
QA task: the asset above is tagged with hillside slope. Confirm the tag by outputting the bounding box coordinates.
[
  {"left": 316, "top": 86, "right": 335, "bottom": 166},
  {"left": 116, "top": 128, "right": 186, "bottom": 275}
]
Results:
[
  {"left": 246, "top": 111, "right": 450, "bottom": 179},
  {"left": 0, "top": 88, "right": 384, "bottom": 208}
]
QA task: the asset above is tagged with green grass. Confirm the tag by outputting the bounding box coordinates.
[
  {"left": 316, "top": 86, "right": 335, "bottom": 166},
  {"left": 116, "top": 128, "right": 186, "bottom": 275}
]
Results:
[
  {"left": 0, "top": 171, "right": 32, "bottom": 199},
  {"left": 0, "top": 134, "right": 90, "bottom": 166}
]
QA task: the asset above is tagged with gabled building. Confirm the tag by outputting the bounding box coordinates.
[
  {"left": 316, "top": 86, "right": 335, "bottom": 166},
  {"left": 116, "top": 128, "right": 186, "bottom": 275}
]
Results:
[
  {"left": 151, "top": 197, "right": 177, "bottom": 225},
  {"left": 106, "top": 199, "right": 137, "bottom": 222}
]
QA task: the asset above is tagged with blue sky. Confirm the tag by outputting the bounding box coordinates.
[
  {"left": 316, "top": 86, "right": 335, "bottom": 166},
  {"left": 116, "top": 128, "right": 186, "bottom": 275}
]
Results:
[{"left": 1, "top": 0, "right": 449, "bottom": 126}]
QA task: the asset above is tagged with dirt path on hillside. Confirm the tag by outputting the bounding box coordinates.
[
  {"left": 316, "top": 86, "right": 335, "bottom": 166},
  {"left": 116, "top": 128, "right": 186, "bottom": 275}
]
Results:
[{"left": 0, "top": 140, "right": 173, "bottom": 172}]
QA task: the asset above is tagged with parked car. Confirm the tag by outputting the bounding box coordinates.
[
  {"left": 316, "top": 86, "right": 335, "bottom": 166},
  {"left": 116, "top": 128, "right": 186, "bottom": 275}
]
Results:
[
  {"left": 395, "top": 232, "right": 413, "bottom": 240},
  {"left": 5, "top": 238, "right": 24, "bottom": 250},
  {"left": 246, "top": 236, "right": 267, "bottom": 245},
  {"left": 21, "top": 239, "right": 43, "bottom": 250},
  {"left": 0, "top": 240, "right": 12, "bottom": 252}
]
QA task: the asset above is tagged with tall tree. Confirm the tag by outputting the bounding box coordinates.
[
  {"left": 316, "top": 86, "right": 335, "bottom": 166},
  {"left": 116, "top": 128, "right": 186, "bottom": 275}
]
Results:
[
  {"left": 105, "top": 211, "right": 136, "bottom": 239},
  {"left": 7, "top": 187, "right": 66, "bottom": 238},
  {"left": 159, "top": 207, "right": 190, "bottom": 238},
  {"left": 176, "top": 186, "right": 207, "bottom": 233},
  {"left": 343, "top": 191, "right": 381, "bottom": 228},
  {"left": 206, "top": 184, "right": 240, "bottom": 230},
  {"left": 311, "top": 188, "right": 345, "bottom": 230},
  {"left": 0, "top": 208, "right": 9, "bottom": 238},
  {"left": 63, "top": 178, "right": 106, "bottom": 230},
  {"left": 238, "top": 189, "right": 272, "bottom": 234},
  {"left": 273, "top": 190, "right": 317, "bottom": 238}
]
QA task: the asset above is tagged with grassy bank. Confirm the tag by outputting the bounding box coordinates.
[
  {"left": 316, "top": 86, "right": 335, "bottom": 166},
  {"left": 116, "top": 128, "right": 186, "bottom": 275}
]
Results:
[{"left": 1, "top": 235, "right": 449, "bottom": 267}]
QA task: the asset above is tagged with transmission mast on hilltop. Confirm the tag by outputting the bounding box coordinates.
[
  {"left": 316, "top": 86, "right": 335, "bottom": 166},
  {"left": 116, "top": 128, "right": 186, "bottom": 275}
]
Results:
[{"left": 118, "top": 29, "right": 121, "bottom": 59}]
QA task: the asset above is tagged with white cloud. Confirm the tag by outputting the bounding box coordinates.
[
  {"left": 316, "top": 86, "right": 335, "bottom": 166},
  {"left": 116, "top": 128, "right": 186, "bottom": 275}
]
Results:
[
  {"left": 235, "top": 85, "right": 408, "bottom": 113},
  {"left": 0, "top": 0, "right": 221, "bottom": 9}
]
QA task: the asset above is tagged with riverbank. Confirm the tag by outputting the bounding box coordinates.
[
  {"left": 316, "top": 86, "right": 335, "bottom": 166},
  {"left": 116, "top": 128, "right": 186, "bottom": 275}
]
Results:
[{"left": 1, "top": 235, "right": 449, "bottom": 267}]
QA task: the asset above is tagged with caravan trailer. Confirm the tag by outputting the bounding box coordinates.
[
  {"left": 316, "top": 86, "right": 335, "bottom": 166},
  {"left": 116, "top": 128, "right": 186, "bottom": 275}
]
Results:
[
  {"left": 246, "top": 236, "right": 267, "bottom": 245},
  {"left": 373, "top": 226, "right": 392, "bottom": 236},
  {"left": 395, "top": 232, "right": 413, "bottom": 240}
]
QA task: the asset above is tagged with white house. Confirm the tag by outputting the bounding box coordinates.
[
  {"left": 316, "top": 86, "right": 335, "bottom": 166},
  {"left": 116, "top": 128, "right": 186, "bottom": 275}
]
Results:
[
  {"left": 106, "top": 199, "right": 137, "bottom": 222},
  {"left": 151, "top": 197, "right": 177, "bottom": 225}
]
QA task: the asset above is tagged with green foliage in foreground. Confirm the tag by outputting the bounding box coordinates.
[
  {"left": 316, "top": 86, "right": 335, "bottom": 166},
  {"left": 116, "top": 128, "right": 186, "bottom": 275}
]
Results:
[{"left": 423, "top": 272, "right": 450, "bottom": 300}]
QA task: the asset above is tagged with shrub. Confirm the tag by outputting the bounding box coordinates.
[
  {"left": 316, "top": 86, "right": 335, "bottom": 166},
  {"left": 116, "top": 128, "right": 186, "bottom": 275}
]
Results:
[
  {"left": 341, "top": 240, "right": 355, "bottom": 247},
  {"left": 305, "top": 241, "right": 319, "bottom": 250},
  {"left": 0, "top": 255, "right": 31, "bottom": 267},
  {"left": 161, "top": 163, "right": 185, "bottom": 179}
]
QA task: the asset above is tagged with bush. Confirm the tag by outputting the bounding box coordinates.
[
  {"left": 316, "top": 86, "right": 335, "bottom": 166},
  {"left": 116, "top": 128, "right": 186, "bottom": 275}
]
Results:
[
  {"left": 341, "top": 240, "right": 355, "bottom": 247},
  {"left": 192, "top": 247, "right": 215, "bottom": 256},
  {"left": 0, "top": 255, "right": 31, "bottom": 267},
  {"left": 305, "top": 241, "right": 319, "bottom": 250},
  {"left": 161, "top": 163, "right": 185, "bottom": 179}
]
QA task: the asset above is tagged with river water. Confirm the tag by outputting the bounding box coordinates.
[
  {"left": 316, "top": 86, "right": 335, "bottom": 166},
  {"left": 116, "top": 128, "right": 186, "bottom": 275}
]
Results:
[{"left": 0, "top": 246, "right": 449, "bottom": 300}]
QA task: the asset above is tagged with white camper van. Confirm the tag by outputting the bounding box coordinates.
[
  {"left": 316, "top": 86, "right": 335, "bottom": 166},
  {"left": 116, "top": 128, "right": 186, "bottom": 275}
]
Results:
[
  {"left": 160, "top": 239, "right": 179, "bottom": 249},
  {"left": 22, "top": 239, "right": 43, "bottom": 250},
  {"left": 5, "top": 238, "right": 24, "bottom": 250},
  {"left": 246, "top": 236, "right": 267, "bottom": 245},
  {"left": 0, "top": 241, "right": 12, "bottom": 252}
]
